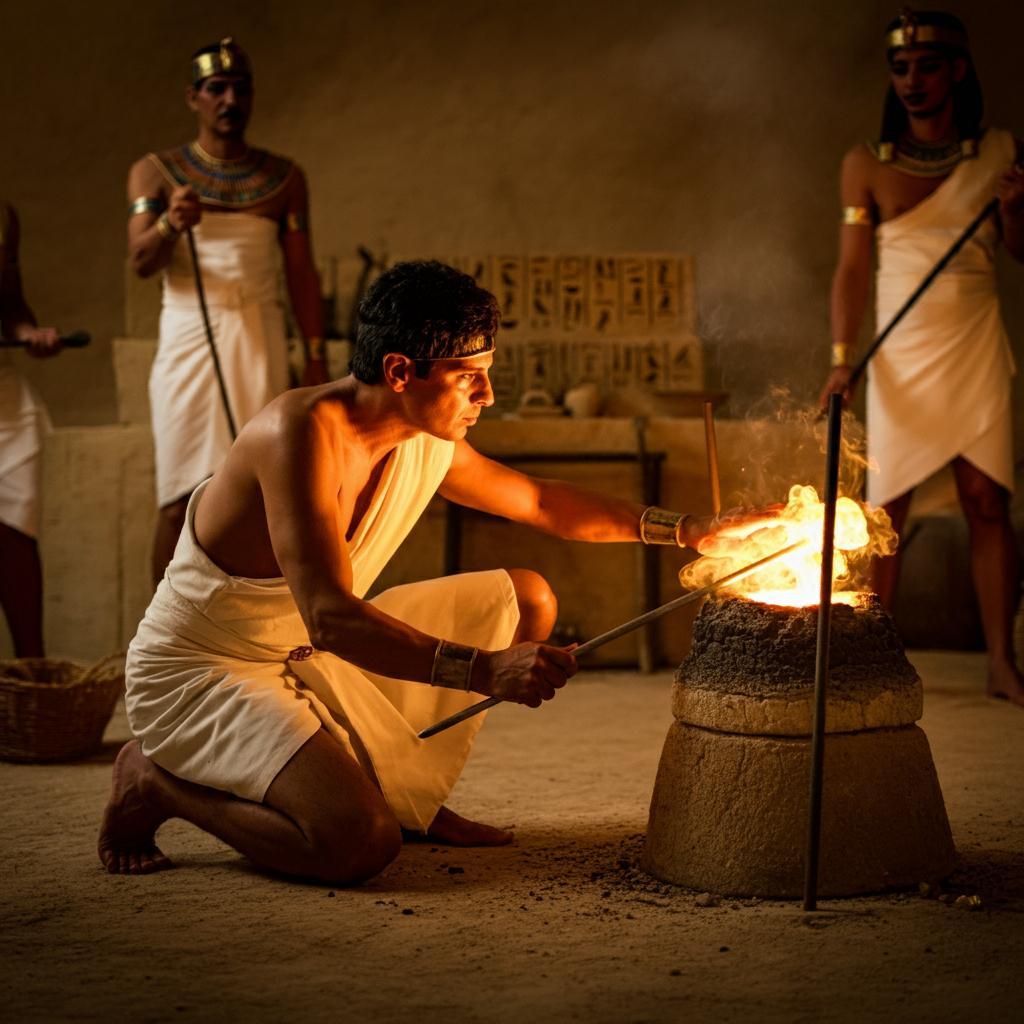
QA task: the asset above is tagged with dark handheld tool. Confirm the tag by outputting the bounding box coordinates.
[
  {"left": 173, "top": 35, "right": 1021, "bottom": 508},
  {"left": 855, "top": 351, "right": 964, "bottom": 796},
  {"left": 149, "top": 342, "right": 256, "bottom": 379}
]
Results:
[
  {"left": 186, "top": 227, "right": 238, "bottom": 440},
  {"left": 0, "top": 330, "right": 90, "bottom": 348},
  {"left": 418, "top": 540, "right": 807, "bottom": 740}
]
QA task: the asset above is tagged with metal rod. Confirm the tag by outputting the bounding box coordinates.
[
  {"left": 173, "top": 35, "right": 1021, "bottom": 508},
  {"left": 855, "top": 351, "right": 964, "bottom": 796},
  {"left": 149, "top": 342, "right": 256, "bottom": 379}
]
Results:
[
  {"left": 803, "top": 392, "right": 843, "bottom": 911},
  {"left": 0, "top": 330, "right": 90, "bottom": 349},
  {"left": 703, "top": 401, "right": 722, "bottom": 516},
  {"left": 849, "top": 197, "right": 998, "bottom": 389},
  {"left": 634, "top": 417, "right": 654, "bottom": 673},
  {"left": 418, "top": 539, "right": 807, "bottom": 740},
  {"left": 186, "top": 227, "right": 238, "bottom": 440}
]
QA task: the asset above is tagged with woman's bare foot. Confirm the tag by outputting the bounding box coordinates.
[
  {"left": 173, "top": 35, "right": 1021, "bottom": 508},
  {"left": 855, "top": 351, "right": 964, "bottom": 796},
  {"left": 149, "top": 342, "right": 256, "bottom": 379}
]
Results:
[
  {"left": 407, "top": 806, "right": 514, "bottom": 847},
  {"left": 98, "top": 740, "right": 174, "bottom": 874},
  {"left": 986, "top": 660, "right": 1024, "bottom": 709}
]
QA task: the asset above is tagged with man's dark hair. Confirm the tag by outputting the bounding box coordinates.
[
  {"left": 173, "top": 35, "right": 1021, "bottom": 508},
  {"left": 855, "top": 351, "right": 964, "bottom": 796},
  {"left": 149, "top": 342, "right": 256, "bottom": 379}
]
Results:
[
  {"left": 349, "top": 261, "right": 499, "bottom": 384},
  {"left": 879, "top": 11, "right": 983, "bottom": 154}
]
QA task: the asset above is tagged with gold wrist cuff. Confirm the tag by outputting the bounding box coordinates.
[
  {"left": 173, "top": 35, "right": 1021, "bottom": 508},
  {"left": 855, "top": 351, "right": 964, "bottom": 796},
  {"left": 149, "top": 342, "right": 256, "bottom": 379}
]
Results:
[
  {"left": 831, "top": 342, "right": 854, "bottom": 367},
  {"left": 430, "top": 640, "right": 478, "bottom": 691},
  {"left": 841, "top": 206, "right": 874, "bottom": 227},
  {"left": 155, "top": 212, "right": 180, "bottom": 241},
  {"left": 639, "top": 507, "right": 684, "bottom": 545},
  {"left": 306, "top": 336, "right": 326, "bottom": 361},
  {"left": 129, "top": 196, "right": 165, "bottom": 218}
]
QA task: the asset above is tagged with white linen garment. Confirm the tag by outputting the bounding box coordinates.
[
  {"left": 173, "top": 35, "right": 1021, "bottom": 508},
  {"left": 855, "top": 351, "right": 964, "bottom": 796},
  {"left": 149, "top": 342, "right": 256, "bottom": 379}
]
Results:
[
  {"left": 150, "top": 212, "right": 290, "bottom": 506},
  {"left": 126, "top": 432, "right": 520, "bottom": 832},
  {"left": 0, "top": 353, "right": 51, "bottom": 536},
  {"left": 867, "top": 128, "right": 1016, "bottom": 508}
]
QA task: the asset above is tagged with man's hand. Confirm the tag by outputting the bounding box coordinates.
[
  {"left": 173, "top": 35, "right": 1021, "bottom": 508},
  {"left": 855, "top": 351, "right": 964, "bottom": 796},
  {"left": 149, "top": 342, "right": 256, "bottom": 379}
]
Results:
[
  {"left": 997, "top": 164, "right": 1024, "bottom": 221},
  {"left": 17, "top": 325, "right": 62, "bottom": 358},
  {"left": 818, "top": 365, "right": 856, "bottom": 411},
  {"left": 166, "top": 185, "right": 201, "bottom": 233},
  {"left": 301, "top": 359, "right": 330, "bottom": 386},
  {"left": 680, "top": 505, "right": 783, "bottom": 551},
  {"left": 472, "top": 642, "right": 578, "bottom": 707}
]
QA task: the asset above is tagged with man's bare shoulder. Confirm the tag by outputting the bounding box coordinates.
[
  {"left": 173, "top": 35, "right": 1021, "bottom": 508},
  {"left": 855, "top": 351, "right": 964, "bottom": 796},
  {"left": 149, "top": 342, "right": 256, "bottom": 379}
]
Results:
[
  {"left": 127, "top": 154, "right": 170, "bottom": 196},
  {"left": 246, "top": 382, "right": 357, "bottom": 464}
]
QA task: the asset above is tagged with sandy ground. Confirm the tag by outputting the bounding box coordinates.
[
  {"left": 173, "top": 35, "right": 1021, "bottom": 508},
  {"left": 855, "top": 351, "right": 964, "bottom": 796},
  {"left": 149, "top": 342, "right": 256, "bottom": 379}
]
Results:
[{"left": 2, "top": 651, "right": 1023, "bottom": 1024}]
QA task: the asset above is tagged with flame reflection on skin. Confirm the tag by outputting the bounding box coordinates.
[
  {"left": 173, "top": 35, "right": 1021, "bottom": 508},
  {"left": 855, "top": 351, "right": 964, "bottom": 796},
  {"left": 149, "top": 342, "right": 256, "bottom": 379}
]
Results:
[{"left": 680, "top": 484, "right": 897, "bottom": 608}]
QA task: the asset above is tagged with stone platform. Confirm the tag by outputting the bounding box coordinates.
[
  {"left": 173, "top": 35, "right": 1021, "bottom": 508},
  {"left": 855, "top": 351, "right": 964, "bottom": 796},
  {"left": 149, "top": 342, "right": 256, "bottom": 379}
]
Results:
[{"left": 642, "top": 595, "right": 956, "bottom": 897}]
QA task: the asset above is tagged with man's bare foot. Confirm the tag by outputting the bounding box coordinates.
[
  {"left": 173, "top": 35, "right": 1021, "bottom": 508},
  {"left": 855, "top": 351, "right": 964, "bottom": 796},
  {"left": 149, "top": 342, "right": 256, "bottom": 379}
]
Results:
[
  {"left": 406, "top": 806, "right": 514, "bottom": 847},
  {"left": 98, "top": 740, "right": 173, "bottom": 874},
  {"left": 986, "top": 660, "right": 1024, "bottom": 709}
]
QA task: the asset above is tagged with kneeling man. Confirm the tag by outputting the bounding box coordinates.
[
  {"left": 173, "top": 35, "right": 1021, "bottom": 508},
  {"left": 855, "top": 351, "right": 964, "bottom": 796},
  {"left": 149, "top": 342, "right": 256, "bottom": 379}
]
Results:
[{"left": 100, "top": 260, "right": 726, "bottom": 885}]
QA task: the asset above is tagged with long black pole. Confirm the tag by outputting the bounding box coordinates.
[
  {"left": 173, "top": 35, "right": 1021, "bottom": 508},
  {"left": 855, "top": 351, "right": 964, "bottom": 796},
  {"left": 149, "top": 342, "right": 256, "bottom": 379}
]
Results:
[
  {"left": 805, "top": 195, "right": 1000, "bottom": 906},
  {"left": 849, "top": 197, "right": 998, "bottom": 389},
  {"left": 803, "top": 392, "right": 843, "bottom": 911},
  {"left": 186, "top": 228, "right": 238, "bottom": 440}
]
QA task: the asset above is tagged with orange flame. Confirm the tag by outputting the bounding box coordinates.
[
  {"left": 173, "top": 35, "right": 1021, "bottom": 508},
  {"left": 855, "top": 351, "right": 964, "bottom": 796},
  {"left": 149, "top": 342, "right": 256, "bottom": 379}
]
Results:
[{"left": 679, "top": 484, "right": 896, "bottom": 608}]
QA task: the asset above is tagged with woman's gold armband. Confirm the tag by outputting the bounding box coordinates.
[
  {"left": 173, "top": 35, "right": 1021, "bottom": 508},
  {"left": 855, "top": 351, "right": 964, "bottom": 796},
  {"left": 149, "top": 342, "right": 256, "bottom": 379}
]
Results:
[
  {"left": 841, "top": 206, "right": 874, "bottom": 227},
  {"left": 831, "top": 342, "right": 854, "bottom": 368}
]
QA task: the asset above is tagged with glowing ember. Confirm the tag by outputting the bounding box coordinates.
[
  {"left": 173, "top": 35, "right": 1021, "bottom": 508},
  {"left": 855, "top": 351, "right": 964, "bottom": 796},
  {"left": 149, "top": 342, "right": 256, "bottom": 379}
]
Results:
[{"left": 680, "top": 484, "right": 896, "bottom": 608}]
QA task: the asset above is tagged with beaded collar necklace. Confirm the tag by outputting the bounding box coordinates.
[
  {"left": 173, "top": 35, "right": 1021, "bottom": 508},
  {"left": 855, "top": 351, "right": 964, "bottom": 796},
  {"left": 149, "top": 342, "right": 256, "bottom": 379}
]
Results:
[
  {"left": 889, "top": 134, "right": 964, "bottom": 178},
  {"left": 149, "top": 142, "right": 294, "bottom": 208}
]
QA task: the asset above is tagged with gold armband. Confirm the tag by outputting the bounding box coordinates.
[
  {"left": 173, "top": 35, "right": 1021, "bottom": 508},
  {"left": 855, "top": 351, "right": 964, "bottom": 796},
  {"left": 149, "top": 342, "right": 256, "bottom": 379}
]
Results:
[
  {"left": 284, "top": 211, "right": 308, "bottom": 233},
  {"left": 831, "top": 342, "right": 854, "bottom": 367},
  {"left": 129, "top": 196, "right": 165, "bottom": 217},
  {"left": 639, "top": 507, "right": 685, "bottom": 545},
  {"left": 841, "top": 206, "right": 874, "bottom": 227},
  {"left": 155, "top": 212, "right": 180, "bottom": 241},
  {"left": 305, "top": 337, "right": 326, "bottom": 361},
  {"left": 430, "top": 640, "right": 478, "bottom": 691}
]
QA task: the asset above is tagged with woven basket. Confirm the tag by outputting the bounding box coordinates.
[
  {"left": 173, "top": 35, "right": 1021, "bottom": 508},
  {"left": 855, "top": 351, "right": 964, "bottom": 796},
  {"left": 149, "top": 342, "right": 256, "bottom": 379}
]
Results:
[{"left": 0, "top": 653, "right": 126, "bottom": 762}]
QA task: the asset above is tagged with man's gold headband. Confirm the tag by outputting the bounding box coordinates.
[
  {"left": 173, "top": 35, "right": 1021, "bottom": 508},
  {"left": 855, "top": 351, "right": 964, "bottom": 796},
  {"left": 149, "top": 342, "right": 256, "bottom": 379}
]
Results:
[
  {"left": 415, "top": 339, "right": 495, "bottom": 361},
  {"left": 192, "top": 37, "right": 252, "bottom": 83}
]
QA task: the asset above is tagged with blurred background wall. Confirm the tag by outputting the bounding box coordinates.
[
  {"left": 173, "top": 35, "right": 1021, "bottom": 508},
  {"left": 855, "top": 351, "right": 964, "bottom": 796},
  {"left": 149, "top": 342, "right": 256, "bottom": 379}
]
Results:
[
  {"left": 1, "top": 0, "right": 1021, "bottom": 436},
  {"left": 1, "top": 0, "right": 1021, "bottom": 661}
]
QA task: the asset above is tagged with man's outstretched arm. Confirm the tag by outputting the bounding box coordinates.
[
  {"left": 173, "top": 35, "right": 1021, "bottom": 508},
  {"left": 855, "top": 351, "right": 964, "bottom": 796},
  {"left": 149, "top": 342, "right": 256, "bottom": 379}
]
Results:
[{"left": 439, "top": 440, "right": 740, "bottom": 548}]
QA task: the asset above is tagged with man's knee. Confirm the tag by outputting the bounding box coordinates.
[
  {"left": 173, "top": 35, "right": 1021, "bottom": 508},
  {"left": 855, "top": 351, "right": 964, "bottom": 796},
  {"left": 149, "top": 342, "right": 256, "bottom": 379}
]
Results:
[
  {"left": 308, "top": 804, "right": 402, "bottom": 886},
  {"left": 506, "top": 568, "right": 558, "bottom": 641}
]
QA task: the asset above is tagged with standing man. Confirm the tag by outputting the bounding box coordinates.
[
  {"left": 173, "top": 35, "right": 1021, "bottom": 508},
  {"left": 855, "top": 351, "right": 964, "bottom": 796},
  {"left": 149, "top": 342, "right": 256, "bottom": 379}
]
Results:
[
  {"left": 127, "top": 38, "right": 329, "bottom": 586},
  {"left": 820, "top": 9, "right": 1024, "bottom": 704},
  {"left": 0, "top": 202, "right": 62, "bottom": 656},
  {"left": 99, "top": 260, "right": 752, "bottom": 883}
]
